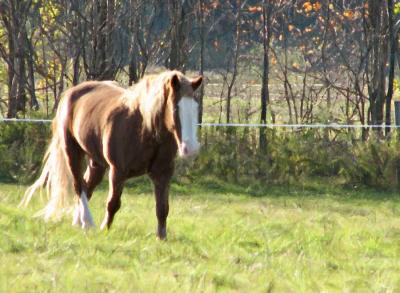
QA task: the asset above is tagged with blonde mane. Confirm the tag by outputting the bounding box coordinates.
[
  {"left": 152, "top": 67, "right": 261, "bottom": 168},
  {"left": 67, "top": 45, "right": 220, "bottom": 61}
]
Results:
[{"left": 125, "top": 71, "right": 180, "bottom": 133}]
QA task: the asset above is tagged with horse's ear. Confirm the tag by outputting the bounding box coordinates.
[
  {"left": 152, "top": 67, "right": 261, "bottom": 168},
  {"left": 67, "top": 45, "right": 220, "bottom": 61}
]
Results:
[
  {"left": 170, "top": 73, "right": 180, "bottom": 92},
  {"left": 191, "top": 76, "right": 203, "bottom": 91}
]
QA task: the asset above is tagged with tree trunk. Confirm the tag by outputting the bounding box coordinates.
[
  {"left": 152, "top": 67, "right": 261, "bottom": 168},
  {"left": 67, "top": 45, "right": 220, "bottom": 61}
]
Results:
[
  {"left": 128, "top": 0, "right": 139, "bottom": 85},
  {"left": 83, "top": 0, "right": 123, "bottom": 81},
  {"left": 197, "top": 0, "right": 205, "bottom": 125},
  {"left": 386, "top": 0, "right": 396, "bottom": 136},
  {"left": 366, "top": 0, "right": 388, "bottom": 134},
  {"left": 226, "top": 0, "right": 242, "bottom": 124},
  {"left": 5, "top": 0, "right": 30, "bottom": 118},
  {"left": 26, "top": 34, "right": 39, "bottom": 110},
  {"left": 260, "top": 0, "right": 272, "bottom": 149},
  {"left": 165, "top": 0, "right": 193, "bottom": 71}
]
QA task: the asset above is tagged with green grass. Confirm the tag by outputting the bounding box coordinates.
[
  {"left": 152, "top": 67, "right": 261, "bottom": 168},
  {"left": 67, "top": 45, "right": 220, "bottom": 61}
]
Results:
[{"left": 1, "top": 177, "right": 400, "bottom": 292}]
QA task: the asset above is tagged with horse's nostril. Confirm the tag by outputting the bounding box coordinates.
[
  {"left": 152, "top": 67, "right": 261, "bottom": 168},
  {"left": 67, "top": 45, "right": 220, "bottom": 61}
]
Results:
[
  {"left": 179, "top": 140, "right": 200, "bottom": 157},
  {"left": 183, "top": 145, "right": 189, "bottom": 155},
  {"left": 179, "top": 142, "right": 188, "bottom": 157}
]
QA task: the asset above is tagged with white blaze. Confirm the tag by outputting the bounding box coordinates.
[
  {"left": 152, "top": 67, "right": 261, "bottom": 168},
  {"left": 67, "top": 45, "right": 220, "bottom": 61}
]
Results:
[{"left": 178, "top": 97, "right": 200, "bottom": 157}]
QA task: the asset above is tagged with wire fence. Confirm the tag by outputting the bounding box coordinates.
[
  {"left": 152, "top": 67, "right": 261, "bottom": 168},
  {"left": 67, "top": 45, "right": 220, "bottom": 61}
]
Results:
[
  {"left": 1, "top": 118, "right": 400, "bottom": 129},
  {"left": 1, "top": 117, "right": 400, "bottom": 189}
]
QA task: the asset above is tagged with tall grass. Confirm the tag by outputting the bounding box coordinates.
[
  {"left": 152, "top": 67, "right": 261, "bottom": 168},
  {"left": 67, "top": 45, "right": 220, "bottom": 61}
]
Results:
[
  {"left": 1, "top": 179, "right": 400, "bottom": 291},
  {"left": 2, "top": 123, "right": 400, "bottom": 190}
]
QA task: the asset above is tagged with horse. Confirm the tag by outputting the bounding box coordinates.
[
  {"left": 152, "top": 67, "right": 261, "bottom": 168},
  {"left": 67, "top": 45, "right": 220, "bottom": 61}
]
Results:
[{"left": 21, "top": 70, "right": 203, "bottom": 239}]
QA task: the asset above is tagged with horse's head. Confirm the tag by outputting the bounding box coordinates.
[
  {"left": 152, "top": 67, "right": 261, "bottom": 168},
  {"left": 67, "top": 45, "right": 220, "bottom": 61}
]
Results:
[{"left": 164, "top": 71, "right": 203, "bottom": 158}]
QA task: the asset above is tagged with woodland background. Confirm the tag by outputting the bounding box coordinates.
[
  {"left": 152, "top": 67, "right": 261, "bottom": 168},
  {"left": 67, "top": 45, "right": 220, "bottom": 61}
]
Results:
[{"left": 1, "top": 0, "right": 400, "bottom": 188}]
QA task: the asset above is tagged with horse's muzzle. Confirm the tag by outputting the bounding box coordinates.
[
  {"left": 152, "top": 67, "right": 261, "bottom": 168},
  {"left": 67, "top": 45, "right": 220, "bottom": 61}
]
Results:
[{"left": 179, "top": 140, "right": 200, "bottom": 158}]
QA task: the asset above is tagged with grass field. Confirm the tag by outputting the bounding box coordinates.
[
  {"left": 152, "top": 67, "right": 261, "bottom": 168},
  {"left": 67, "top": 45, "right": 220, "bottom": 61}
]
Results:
[{"left": 1, "top": 177, "right": 400, "bottom": 292}]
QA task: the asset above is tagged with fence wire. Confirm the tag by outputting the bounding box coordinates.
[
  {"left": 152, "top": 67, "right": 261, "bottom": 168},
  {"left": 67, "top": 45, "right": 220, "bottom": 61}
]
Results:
[{"left": 1, "top": 118, "right": 400, "bottom": 128}]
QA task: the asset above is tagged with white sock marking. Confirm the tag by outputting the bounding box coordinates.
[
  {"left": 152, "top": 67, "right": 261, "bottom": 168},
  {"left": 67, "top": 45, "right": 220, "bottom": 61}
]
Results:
[
  {"left": 100, "top": 217, "right": 108, "bottom": 231},
  {"left": 72, "top": 203, "right": 80, "bottom": 226},
  {"left": 79, "top": 191, "right": 95, "bottom": 229}
]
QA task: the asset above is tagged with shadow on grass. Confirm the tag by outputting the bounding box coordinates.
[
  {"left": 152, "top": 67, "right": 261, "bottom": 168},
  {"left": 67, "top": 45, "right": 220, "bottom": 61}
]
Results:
[
  {"left": 12, "top": 173, "right": 400, "bottom": 203},
  {"left": 170, "top": 175, "right": 400, "bottom": 202},
  {"left": 122, "top": 173, "right": 400, "bottom": 202}
]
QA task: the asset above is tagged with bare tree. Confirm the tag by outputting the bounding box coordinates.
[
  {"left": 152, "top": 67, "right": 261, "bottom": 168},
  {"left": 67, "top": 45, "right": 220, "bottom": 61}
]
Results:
[
  {"left": 365, "top": 0, "right": 388, "bottom": 132},
  {"left": 196, "top": 0, "right": 205, "bottom": 124},
  {"left": 225, "top": 0, "right": 245, "bottom": 124},
  {"left": 128, "top": 0, "right": 167, "bottom": 85},
  {"left": 77, "top": 0, "right": 128, "bottom": 80},
  {"left": 0, "top": 0, "right": 39, "bottom": 117},
  {"left": 259, "top": 0, "right": 272, "bottom": 148},
  {"left": 386, "top": 0, "right": 397, "bottom": 136},
  {"left": 165, "top": 0, "right": 195, "bottom": 71}
]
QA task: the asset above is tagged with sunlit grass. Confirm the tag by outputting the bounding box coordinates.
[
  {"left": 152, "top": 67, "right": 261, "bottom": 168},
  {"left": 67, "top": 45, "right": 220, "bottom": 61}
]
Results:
[{"left": 1, "top": 178, "right": 400, "bottom": 292}]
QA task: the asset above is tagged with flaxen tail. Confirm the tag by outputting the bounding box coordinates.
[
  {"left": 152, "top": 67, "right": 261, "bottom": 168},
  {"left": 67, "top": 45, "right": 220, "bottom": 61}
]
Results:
[{"left": 20, "top": 105, "right": 74, "bottom": 220}]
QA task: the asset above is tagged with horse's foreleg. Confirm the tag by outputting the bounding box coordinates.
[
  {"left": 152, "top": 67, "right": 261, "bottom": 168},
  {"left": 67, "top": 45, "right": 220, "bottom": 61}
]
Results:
[
  {"left": 151, "top": 177, "right": 170, "bottom": 240},
  {"left": 100, "top": 167, "right": 124, "bottom": 230}
]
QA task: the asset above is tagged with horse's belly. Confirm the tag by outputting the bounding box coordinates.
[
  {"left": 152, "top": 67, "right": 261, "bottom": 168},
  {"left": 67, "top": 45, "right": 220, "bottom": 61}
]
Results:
[
  {"left": 127, "top": 168, "right": 147, "bottom": 178},
  {"left": 125, "top": 153, "right": 154, "bottom": 177}
]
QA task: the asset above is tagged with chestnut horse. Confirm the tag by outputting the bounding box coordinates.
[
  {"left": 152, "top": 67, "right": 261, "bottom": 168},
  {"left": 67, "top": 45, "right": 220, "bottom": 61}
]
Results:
[{"left": 21, "top": 70, "right": 202, "bottom": 239}]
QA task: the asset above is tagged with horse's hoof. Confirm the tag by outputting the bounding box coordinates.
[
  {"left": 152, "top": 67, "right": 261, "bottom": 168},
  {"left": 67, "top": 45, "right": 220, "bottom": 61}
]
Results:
[
  {"left": 72, "top": 218, "right": 80, "bottom": 226},
  {"left": 100, "top": 219, "right": 109, "bottom": 231},
  {"left": 157, "top": 235, "right": 167, "bottom": 240},
  {"left": 80, "top": 215, "right": 95, "bottom": 229},
  {"left": 82, "top": 223, "right": 95, "bottom": 230},
  {"left": 157, "top": 227, "right": 167, "bottom": 240},
  {"left": 72, "top": 205, "right": 80, "bottom": 226}
]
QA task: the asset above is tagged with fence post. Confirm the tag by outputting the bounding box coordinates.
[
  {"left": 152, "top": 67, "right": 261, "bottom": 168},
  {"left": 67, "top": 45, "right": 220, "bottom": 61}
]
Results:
[
  {"left": 395, "top": 101, "right": 400, "bottom": 189},
  {"left": 394, "top": 101, "right": 400, "bottom": 129}
]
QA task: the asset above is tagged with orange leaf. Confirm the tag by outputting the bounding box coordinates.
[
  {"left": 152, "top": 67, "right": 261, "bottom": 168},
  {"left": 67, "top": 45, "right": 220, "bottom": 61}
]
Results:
[
  {"left": 303, "top": 2, "right": 313, "bottom": 13},
  {"left": 248, "top": 5, "right": 262, "bottom": 13},
  {"left": 304, "top": 27, "right": 313, "bottom": 33},
  {"left": 313, "top": 2, "right": 322, "bottom": 11},
  {"left": 343, "top": 9, "right": 354, "bottom": 19}
]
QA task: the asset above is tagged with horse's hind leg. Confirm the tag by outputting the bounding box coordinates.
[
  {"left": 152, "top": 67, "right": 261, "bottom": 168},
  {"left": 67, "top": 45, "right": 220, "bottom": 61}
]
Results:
[
  {"left": 100, "top": 167, "right": 124, "bottom": 230},
  {"left": 72, "top": 159, "right": 105, "bottom": 227},
  {"left": 63, "top": 133, "right": 94, "bottom": 229},
  {"left": 83, "top": 160, "right": 106, "bottom": 200}
]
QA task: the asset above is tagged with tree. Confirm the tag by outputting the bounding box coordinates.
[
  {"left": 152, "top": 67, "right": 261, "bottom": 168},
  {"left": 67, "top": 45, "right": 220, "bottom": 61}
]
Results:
[
  {"left": 366, "top": 0, "right": 388, "bottom": 132},
  {"left": 165, "top": 0, "right": 195, "bottom": 71},
  {"left": 0, "top": 0, "right": 39, "bottom": 118},
  {"left": 79, "top": 0, "right": 128, "bottom": 80},
  {"left": 259, "top": 0, "right": 272, "bottom": 148},
  {"left": 386, "top": 0, "right": 397, "bottom": 136},
  {"left": 196, "top": 0, "right": 206, "bottom": 124},
  {"left": 225, "top": 0, "right": 245, "bottom": 124}
]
